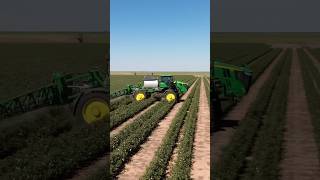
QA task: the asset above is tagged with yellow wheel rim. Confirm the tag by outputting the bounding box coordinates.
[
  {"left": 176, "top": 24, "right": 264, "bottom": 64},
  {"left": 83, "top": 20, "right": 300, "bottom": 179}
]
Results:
[
  {"left": 135, "top": 93, "right": 145, "bottom": 101},
  {"left": 166, "top": 93, "right": 176, "bottom": 102},
  {"left": 82, "top": 100, "right": 109, "bottom": 124}
]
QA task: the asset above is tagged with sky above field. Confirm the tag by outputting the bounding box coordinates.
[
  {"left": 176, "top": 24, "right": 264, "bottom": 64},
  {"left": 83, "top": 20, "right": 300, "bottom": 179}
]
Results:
[
  {"left": 0, "top": 0, "right": 108, "bottom": 32},
  {"left": 213, "top": 0, "right": 320, "bottom": 32},
  {"left": 111, "top": 0, "right": 210, "bottom": 72}
]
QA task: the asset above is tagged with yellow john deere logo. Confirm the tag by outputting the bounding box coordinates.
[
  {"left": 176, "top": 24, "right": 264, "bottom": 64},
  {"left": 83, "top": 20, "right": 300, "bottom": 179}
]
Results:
[
  {"left": 136, "top": 93, "right": 145, "bottom": 101},
  {"left": 82, "top": 100, "right": 109, "bottom": 124},
  {"left": 166, "top": 93, "right": 176, "bottom": 102}
]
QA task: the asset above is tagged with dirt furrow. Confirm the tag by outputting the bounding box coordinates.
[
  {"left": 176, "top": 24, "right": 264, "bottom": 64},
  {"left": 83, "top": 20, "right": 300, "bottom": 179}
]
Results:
[
  {"left": 212, "top": 49, "right": 286, "bottom": 162},
  {"left": 280, "top": 49, "right": 320, "bottom": 180},
  {"left": 191, "top": 78, "right": 210, "bottom": 179},
  {"left": 117, "top": 80, "right": 198, "bottom": 179}
]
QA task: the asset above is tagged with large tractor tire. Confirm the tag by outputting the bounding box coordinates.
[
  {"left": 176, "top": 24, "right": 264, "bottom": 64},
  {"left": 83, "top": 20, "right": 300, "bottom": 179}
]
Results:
[
  {"left": 75, "top": 91, "right": 109, "bottom": 124},
  {"left": 133, "top": 90, "right": 146, "bottom": 102},
  {"left": 164, "top": 89, "right": 178, "bottom": 103}
]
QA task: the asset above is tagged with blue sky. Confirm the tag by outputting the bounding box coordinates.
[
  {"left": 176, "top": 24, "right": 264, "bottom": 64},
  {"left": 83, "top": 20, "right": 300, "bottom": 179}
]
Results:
[{"left": 111, "top": 0, "right": 210, "bottom": 72}]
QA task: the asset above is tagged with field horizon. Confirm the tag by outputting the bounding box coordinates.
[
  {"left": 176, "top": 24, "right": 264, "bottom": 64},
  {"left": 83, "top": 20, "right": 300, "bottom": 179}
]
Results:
[{"left": 212, "top": 32, "right": 320, "bottom": 44}]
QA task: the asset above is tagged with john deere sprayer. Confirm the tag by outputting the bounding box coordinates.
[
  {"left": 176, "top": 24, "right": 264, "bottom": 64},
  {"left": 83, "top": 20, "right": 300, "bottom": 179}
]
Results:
[
  {"left": 111, "top": 75, "right": 189, "bottom": 103},
  {"left": 212, "top": 61, "right": 253, "bottom": 131},
  {"left": 0, "top": 70, "right": 108, "bottom": 124}
]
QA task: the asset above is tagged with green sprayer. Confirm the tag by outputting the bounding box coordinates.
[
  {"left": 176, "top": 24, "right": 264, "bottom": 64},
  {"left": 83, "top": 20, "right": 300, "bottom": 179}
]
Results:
[
  {"left": 0, "top": 70, "right": 108, "bottom": 124},
  {"left": 111, "top": 75, "right": 189, "bottom": 103},
  {"left": 212, "top": 61, "right": 253, "bottom": 131}
]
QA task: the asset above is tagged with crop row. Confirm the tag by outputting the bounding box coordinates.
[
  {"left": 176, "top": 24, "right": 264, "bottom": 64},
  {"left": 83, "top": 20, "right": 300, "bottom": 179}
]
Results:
[
  {"left": 0, "top": 118, "right": 109, "bottom": 179},
  {"left": 243, "top": 49, "right": 291, "bottom": 179},
  {"left": 170, "top": 80, "right": 200, "bottom": 179},
  {"left": 110, "top": 101, "right": 174, "bottom": 177},
  {"left": 110, "top": 95, "right": 132, "bottom": 111},
  {"left": 0, "top": 107, "right": 73, "bottom": 159},
  {"left": 212, "top": 43, "right": 271, "bottom": 63},
  {"left": 212, "top": 50, "right": 290, "bottom": 179},
  {"left": 142, "top": 80, "right": 200, "bottom": 179},
  {"left": 250, "top": 49, "right": 282, "bottom": 82},
  {"left": 230, "top": 48, "right": 273, "bottom": 65},
  {"left": 86, "top": 101, "right": 175, "bottom": 179},
  {"left": 90, "top": 79, "right": 197, "bottom": 179},
  {"left": 110, "top": 97, "right": 156, "bottom": 130},
  {"left": 299, "top": 49, "right": 320, "bottom": 155},
  {"left": 204, "top": 77, "right": 210, "bottom": 105}
]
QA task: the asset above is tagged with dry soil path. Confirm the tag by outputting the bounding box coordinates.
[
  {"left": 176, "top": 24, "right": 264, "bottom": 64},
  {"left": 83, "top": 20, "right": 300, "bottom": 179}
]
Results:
[
  {"left": 280, "top": 49, "right": 320, "bottom": 180},
  {"left": 117, "top": 80, "right": 198, "bottom": 179},
  {"left": 212, "top": 49, "right": 286, "bottom": 162},
  {"left": 191, "top": 78, "right": 210, "bottom": 180}
]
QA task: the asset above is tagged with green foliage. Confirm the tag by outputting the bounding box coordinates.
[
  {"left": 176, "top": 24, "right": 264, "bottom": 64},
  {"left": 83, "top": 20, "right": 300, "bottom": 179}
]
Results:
[
  {"left": 110, "top": 96, "right": 132, "bottom": 111},
  {"left": 204, "top": 77, "right": 210, "bottom": 105},
  {"left": 142, "top": 80, "right": 200, "bottom": 179},
  {"left": 243, "top": 50, "right": 291, "bottom": 179},
  {"left": 110, "top": 97, "right": 156, "bottom": 130},
  {"left": 212, "top": 43, "right": 271, "bottom": 64},
  {"left": 110, "top": 75, "right": 145, "bottom": 93},
  {"left": 0, "top": 107, "right": 73, "bottom": 159},
  {"left": 110, "top": 102, "right": 174, "bottom": 178},
  {"left": 212, "top": 50, "right": 290, "bottom": 180},
  {"left": 0, "top": 120, "right": 109, "bottom": 180},
  {"left": 170, "top": 81, "right": 201, "bottom": 179},
  {"left": 250, "top": 49, "right": 282, "bottom": 82}
]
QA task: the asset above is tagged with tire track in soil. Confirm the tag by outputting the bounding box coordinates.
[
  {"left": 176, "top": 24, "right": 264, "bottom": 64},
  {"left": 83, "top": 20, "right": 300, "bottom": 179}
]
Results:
[
  {"left": 191, "top": 78, "right": 210, "bottom": 180},
  {"left": 212, "top": 49, "right": 286, "bottom": 163},
  {"left": 280, "top": 49, "right": 320, "bottom": 180},
  {"left": 117, "top": 79, "right": 198, "bottom": 179}
]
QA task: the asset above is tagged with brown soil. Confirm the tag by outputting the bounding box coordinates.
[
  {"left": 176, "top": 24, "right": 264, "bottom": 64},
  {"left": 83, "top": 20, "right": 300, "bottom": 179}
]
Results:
[
  {"left": 212, "top": 49, "right": 286, "bottom": 162},
  {"left": 280, "top": 49, "right": 320, "bottom": 180},
  {"left": 191, "top": 78, "right": 210, "bottom": 179},
  {"left": 117, "top": 80, "right": 198, "bottom": 179}
]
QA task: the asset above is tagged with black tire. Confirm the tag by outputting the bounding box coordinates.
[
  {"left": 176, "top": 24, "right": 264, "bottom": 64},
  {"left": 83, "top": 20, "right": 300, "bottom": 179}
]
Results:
[
  {"left": 75, "top": 92, "right": 109, "bottom": 124},
  {"left": 133, "top": 90, "right": 147, "bottom": 102},
  {"left": 163, "top": 89, "right": 178, "bottom": 103}
]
